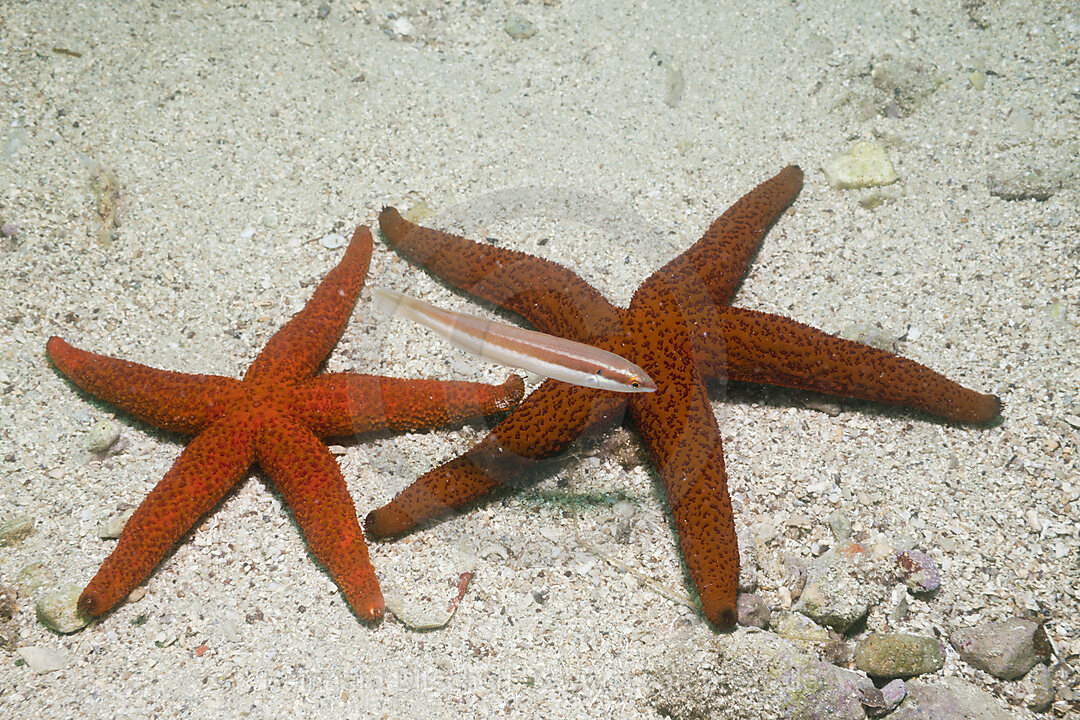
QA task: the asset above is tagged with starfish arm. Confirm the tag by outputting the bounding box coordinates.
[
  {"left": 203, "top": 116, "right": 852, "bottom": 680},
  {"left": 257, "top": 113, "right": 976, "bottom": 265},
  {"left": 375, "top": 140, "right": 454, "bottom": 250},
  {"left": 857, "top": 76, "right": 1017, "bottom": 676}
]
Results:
[
  {"left": 627, "top": 287, "right": 740, "bottom": 628},
  {"left": 256, "top": 417, "right": 383, "bottom": 621},
  {"left": 378, "top": 207, "right": 622, "bottom": 341},
  {"left": 46, "top": 336, "right": 243, "bottom": 435},
  {"left": 78, "top": 413, "right": 257, "bottom": 616},
  {"left": 244, "top": 226, "right": 373, "bottom": 385},
  {"left": 289, "top": 373, "right": 525, "bottom": 437},
  {"left": 708, "top": 306, "right": 1001, "bottom": 423},
  {"left": 635, "top": 166, "right": 803, "bottom": 309},
  {"left": 364, "top": 381, "right": 626, "bottom": 538}
]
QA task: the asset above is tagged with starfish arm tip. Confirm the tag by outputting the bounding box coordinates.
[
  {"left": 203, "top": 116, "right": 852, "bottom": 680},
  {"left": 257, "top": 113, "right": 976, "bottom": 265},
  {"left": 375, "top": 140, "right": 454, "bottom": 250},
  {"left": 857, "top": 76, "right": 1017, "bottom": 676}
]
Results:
[
  {"left": 77, "top": 587, "right": 111, "bottom": 617},
  {"left": 362, "top": 508, "right": 390, "bottom": 539},
  {"left": 973, "top": 393, "right": 1003, "bottom": 424},
  {"left": 705, "top": 603, "right": 738, "bottom": 631},
  {"left": 356, "top": 595, "right": 385, "bottom": 623},
  {"left": 45, "top": 335, "right": 70, "bottom": 363},
  {"left": 499, "top": 374, "right": 526, "bottom": 405}
]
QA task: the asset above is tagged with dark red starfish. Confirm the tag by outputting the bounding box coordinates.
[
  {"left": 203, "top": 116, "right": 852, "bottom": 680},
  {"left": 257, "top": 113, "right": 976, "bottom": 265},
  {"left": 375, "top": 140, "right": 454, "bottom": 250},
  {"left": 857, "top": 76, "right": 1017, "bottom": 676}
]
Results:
[
  {"left": 47, "top": 226, "right": 524, "bottom": 621},
  {"left": 364, "top": 166, "right": 1001, "bottom": 628}
]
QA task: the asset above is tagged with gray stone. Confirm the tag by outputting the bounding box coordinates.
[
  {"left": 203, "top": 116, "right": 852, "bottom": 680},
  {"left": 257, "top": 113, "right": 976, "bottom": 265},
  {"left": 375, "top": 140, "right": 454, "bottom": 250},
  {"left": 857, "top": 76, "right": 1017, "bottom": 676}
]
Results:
[
  {"left": 736, "top": 592, "right": 771, "bottom": 630},
  {"left": 1019, "top": 663, "right": 1054, "bottom": 713},
  {"left": 854, "top": 632, "right": 944, "bottom": 678},
  {"left": 503, "top": 13, "right": 537, "bottom": 40},
  {"left": 736, "top": 526, "right": 760, "bottom": 592},
  {"left": 85, "top": 418, "right": 121, "bottom": 453},
  {"left": 795, "top": 541, "right": 894, "bottom": 632},
  {"left": 827, "top": 509, "right": 852, "bottom": 543},
  {"left": 859, "top": 678, "right": 906, "bottom": 717},
  {"left": 949, "top": 617, "right": 1051, "bottom": 680},
  {"left": 889, "top": 677, "right": 1014, "bottom": 720},
  {"left": 648, "top": 630, "right": 871, "bottom": 720},
  {"left": 35, "top": 583, "right": 91, "bottom": 634}
]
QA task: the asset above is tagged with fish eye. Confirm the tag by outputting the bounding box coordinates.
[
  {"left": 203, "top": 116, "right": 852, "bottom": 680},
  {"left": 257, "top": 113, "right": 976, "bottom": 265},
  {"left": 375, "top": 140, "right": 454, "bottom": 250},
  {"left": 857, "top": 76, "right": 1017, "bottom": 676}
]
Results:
[{"left": 631, "top": 380, "right": 640, "bottom": 388}]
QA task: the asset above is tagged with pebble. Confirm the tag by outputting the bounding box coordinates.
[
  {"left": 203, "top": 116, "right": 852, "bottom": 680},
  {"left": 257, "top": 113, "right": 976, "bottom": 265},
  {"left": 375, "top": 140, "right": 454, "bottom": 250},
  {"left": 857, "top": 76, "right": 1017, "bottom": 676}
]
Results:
[
  {"left": 838, "top": 323, "right": 901, "bottom": 353},
  {"left": 826, "top": 509, "right": 852, "bottom": 543},
  {"left": 403, "top": 201, "right": 434, "bottom": 223},
  {"left": 895, "top": 549, "right": 940, "bottom": 594},
  {"left": 859, "top": 678, "right": 907, "bottom": 717},
  {"left": 319, "top": 232, "right": 347, "bottom": 250},
  {"left": 647, "top": 630, "right": 871, "bottom": 720},
  {"left": 16, "top": 561, "right": 54, "bottom": 596},
  {"left": 869, "top": 56, "right": 944, "bottom": 115},
  {"left": 35, "top": 583, "right": 91, "bottom": 633},
  {"left": 755, "top": 521, "right": 776, "bottom": 544},
  {"left": 1010, "top": 107, "right": 1035, "bottom": 134},
  {"left": 854, "top": 632, "right": 945, "bottom": 678},
  {"left": 384, "top": 591, "right": 458, "bottom": 632},
  {"left": 652, "top": 51, "right": 685, "bottom": 108},
  {"left": 782, "top": 553, "right": 807, "bottom": 600},
  {"left": 735, "top": 592, "right": 771, "bottom": 629},
  {"left": 219, "top": 618, "right": 241, "bottom": 643},
  {"left": 16, "top": 646, "right": 68, "bottom": 674},
  {"left": 477, "top": 542, "right": 509, "bottom": 561},
  {"left": 888, "top": 583, "right": 910, "bottom": 624},
  {"left": 736, "top": 526, "right": 759, "bottom": 592},
  {"left": 949, "top": 617, "right": 1051, "bottom": 680},
  {"left": 97, "top": 508, "right": 134, "bottom": 539},
  {"left": 795, "top": 541, "right": 892, "bottom": 632},
  {"left": 503, "top": 13, "right": 537, "bottom": 40},
  {"left": 987, "top": 167, "right": 1064, "bottom": 202},
  {"left": 879, "top": 678, "right": 908, "bottom": 712},
  {"left": 0, "top": 515, "right": 34, "bottom": 546},
  {"left": 85, "top": 418, "right": 121, "bottom": 453},
  {"left": 785, "top": 512, "right": 813, "bottom": 529},
  {"left": 1024, "top": 508, "right": 1042, "bottom": 533},
  {"left": 771, "top": 611, "right": 830, "bottom": 644},
  {"left": 1018, "top": 663, "right": 1055, "bottom": 713},
  {"left": 821, "top": 141, "right": 898, "bottom": 189},
  {"left": 889, "top": 677, "right": 1014, "bottom": 720}
]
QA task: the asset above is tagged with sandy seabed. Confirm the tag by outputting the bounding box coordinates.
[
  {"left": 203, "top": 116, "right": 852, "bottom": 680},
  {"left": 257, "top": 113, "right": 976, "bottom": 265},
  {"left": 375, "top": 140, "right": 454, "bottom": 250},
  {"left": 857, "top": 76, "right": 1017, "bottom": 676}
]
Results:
[{"left": 1, "top": 1, "right": 1077, "bottom": 718}]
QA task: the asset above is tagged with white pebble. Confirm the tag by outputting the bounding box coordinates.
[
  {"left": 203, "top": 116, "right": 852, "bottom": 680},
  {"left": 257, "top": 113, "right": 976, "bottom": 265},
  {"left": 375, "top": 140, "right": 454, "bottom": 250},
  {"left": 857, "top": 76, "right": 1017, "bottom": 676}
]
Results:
[
  {"left": 320, "top": 232, "right": 347, "bottom": 249},
  {"left": 17, "top": 646, "right": 68, "bottom": 674},
  {"left": 391, "top": 17, "right": 415, "bottom": 37}
]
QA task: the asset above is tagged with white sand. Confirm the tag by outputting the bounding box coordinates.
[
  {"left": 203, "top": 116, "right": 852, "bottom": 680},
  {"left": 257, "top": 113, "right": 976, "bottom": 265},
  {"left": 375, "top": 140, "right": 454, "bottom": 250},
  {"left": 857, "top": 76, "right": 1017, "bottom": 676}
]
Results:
[{"left": 1, "top": 1, "right": 1076, "bottom": 718}]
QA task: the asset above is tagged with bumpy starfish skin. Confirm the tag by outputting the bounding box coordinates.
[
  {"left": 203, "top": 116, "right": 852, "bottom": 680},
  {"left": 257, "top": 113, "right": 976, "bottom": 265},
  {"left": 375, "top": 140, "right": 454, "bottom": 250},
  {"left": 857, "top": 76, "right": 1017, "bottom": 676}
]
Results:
[
  {"left": 47, "top": 226, "right": 524, "bottom": 621},
  {"left": 365, "top": 166, "right": 1000, "bottom": 628}
]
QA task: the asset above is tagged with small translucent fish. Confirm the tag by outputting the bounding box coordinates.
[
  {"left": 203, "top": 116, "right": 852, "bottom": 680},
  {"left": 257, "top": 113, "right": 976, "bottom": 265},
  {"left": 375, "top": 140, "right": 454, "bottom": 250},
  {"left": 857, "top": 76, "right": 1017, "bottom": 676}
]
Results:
[{"left": 372, "top": 287, "right": 656, "bottom": 393}]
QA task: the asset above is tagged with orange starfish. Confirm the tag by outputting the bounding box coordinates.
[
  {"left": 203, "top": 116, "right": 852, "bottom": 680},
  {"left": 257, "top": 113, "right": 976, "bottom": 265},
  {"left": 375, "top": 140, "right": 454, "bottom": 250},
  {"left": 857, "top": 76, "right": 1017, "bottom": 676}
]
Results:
[
  {"left": 47, "top": 226, "right": 523, "bottom": 622},
  {"left": 365, "top": 167, "right": 1000, "bottom": 628}
]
